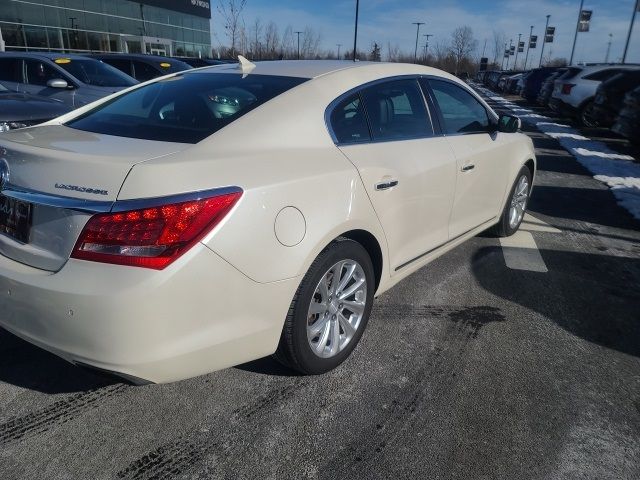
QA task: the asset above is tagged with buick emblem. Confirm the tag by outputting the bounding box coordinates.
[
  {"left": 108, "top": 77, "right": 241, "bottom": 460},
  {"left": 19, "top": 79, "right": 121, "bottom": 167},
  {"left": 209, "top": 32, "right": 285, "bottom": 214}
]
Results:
[{"left": 0, "top": 159, "right": 9, "bottom": 190}]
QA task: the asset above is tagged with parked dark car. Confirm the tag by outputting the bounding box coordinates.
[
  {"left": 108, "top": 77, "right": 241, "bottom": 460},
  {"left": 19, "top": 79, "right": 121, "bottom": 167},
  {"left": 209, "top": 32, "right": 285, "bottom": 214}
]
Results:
[
  {"left": 0, "top": 82, "right": 71, "bottom": 132},
  {"left": 174, "top": 57, "right": 232, "bottom": 68},
  {"left": 612, "top": 86, "right": 640, "bottom": 144},
  {"left": 521, "top": 67, "right": 558, "bottom": 102},
  {"left": 537, "top": 69, "right": 568, "bottom": 106},
  {"left": 87, "top": 54, "right": 192, "bottom": 82},
  {"left": 0, "top": 52, "right": 137, "bottom": 107},
  {"left": 504, "top": 73, "right": 524, "bottom": 94},
  {"left": 583, "top": 70, "right": 640, "bottom": 128},
  {"left": 483, "top": 70, "right": 503, "bottom": 89}
]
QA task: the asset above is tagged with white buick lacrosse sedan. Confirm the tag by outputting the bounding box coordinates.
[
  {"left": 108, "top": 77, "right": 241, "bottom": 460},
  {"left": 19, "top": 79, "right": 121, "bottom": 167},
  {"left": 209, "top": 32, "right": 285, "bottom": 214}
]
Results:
[{"left": 0, "top": 60, "right": 535, "bottom": 384}]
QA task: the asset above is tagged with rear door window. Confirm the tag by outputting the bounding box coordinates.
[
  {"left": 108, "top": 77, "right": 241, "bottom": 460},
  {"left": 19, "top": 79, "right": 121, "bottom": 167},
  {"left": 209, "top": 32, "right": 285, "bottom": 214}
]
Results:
[
  {"left": 360, "top": 79, "right": 432, "bottom": 141},
  {"left": 329, "top": 94, "right": 371, "bottom": 144},
  {"left": 66, "top": 73, "right": 307, "bottom": 144},
  {"left": 0, "top": 58, "right": 23, "bottom": 83}
]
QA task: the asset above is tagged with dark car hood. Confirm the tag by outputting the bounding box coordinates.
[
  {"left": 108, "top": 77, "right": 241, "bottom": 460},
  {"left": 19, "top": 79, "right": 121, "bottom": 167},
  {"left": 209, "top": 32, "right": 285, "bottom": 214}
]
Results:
[{"left": 0, "top": 93, "right": 72, "bottom": 122}]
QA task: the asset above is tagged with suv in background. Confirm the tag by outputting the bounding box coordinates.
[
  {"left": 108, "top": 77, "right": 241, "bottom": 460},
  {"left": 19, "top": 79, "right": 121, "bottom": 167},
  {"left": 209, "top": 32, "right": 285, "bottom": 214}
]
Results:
[
  {"left": 584, "top": 70, "right": 640, "bottom": 128},
  {"left": 549, "top": 64, "right": 640, "bottom": 125},
  {"left": 0, "top": 52, "right": 137, "bottom": 107},
  {"left": 88, "top": 54, "right": 192, "bottom": 82},
  {"left": 520, "top": 67, "right": 558, "bottom": 102}
]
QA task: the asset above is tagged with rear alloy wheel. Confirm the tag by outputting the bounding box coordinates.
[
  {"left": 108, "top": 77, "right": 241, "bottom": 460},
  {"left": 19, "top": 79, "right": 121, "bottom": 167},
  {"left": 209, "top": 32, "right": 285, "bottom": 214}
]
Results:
[
  {"left": 493, "top": 166, "right": 532, "bottom": 237},
  {"left": 275, "top": 238, "right": 374, "bottom": 374},
  {"left": 579, "top": 100, "right": 597, "bottom": 128}
]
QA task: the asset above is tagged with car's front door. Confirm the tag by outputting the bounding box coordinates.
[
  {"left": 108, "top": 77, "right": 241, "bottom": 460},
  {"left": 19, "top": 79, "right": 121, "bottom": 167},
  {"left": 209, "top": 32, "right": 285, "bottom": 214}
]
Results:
[
  {"left": 426, "top": 78, "right": 509, "bottom": 238},
  {"left": 332, "top": 78, "right": 457, "bottom": 272},
  {"left": 23, "top": 59, "right": 75, "bottom": 105}
]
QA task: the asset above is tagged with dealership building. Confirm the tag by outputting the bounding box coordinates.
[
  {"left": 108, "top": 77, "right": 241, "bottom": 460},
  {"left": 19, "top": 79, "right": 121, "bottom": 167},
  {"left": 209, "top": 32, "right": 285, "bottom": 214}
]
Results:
[{"left": 0, "top": 0, "right": 212, "bottom": 57}]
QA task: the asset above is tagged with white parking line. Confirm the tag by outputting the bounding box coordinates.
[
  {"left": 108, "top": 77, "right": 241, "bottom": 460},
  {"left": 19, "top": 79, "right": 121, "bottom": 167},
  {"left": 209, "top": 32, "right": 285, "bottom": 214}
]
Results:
[
  {"left": 498, "top": 214, "right": 559, "bottom": 272},
  {"left": 500, "top": 231, "right": 549, "bottom": 273}
]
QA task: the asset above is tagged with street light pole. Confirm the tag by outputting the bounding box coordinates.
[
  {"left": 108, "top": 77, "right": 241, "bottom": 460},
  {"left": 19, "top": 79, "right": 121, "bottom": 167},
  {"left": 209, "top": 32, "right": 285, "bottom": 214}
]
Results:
[
  {"left": 337, "top": 43, "right": 342, "bottom": 59},
  {"left": 501, "top": 41, "right": 507, "bottom": 69},
  {"left": 539, "top": 14, "right": 550, "bottom": 67},
  {"left": 295, "top": 31, "right": 302, "bottom": 59},
  {"left": 514, "top": 33, "right": 522, "bottom": 69},
  {"left": 524, "top": 25, "right": 534, "bottom": 70},
  {"left": 569, "top": 0, "right": 585, "bottom": 65},
  {"left": 423, "top": 33, "right": 433, "bottom": 61},
  {"left": 353, "top": 0, "right": 359, "bottom": 62},
  {"left": 412, "top": 22, "right": 425, "bottom": 61},
  {"left": 623, "top": 0, "right": 639, "bottom": 64},
  {"left": 605, "top": 34, "right": 613, "bottom": 62}
]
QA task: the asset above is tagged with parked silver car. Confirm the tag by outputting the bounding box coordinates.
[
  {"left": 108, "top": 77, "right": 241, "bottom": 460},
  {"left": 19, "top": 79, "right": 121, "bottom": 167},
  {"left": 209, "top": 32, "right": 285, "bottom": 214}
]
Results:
[{"left": 0, "top": 52, "right": 138, "bottom": 108}]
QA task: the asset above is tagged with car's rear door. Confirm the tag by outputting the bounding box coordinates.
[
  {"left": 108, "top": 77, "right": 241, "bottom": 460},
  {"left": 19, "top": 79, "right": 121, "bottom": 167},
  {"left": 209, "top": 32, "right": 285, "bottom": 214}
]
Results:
[
  {"left": 331, "top": 78, "right": 457, "bottom": 273},
  {"left": 425, "top": 78, "right": 509, "bottom": 238},
  {"left": 0, "top": 57, "right": 24, "bottom": 92}
]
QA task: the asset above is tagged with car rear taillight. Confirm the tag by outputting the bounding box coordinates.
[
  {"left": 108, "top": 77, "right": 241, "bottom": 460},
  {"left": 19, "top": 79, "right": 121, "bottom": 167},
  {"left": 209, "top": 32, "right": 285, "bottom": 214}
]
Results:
[
  {"left": 71, "top": 191, "right": 242, "bottom": 269},
  {"left": 561, "top": 83, "right": 576, "bottom": 94}
]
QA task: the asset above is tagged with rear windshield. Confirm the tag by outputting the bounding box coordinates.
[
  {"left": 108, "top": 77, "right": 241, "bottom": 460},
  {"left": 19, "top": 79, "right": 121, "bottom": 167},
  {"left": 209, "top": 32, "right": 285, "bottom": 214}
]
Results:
[
  {"left": 66, "top": 73, "right": 307, "bottom": 143},
  {"left": 55, "top": 58, "right": 137, "bottom": 87}
]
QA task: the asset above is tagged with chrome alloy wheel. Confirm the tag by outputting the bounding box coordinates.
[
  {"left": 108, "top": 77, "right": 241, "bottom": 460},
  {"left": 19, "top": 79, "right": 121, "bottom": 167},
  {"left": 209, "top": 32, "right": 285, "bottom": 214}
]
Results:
[
  {"left": 509, "top": 174, "right": 529, "bottom": 229},
  {"left": 306, "top": 259, "right": 367, "bottom": 358}
]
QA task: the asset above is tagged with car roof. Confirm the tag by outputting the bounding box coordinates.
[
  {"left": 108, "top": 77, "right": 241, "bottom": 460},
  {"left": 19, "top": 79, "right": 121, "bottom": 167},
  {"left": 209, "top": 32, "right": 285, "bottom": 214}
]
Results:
[
  {"left": 186, "top": 59, "right": 453, "bottom": 80},
  {"left": 0, "top": 52, "right": 96, "bottom": 61},
  {"left": 89, "top": 53, "right": 186, "bottom": 62}
]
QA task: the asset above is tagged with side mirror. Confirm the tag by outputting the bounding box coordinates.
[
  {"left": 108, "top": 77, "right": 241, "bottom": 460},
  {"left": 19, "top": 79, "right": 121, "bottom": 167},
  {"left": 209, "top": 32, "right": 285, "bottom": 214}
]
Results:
[
  {"left": 46, "top": 78, "right": 69, "bottom": 89},
  {"left": 498, "top": 114, "right": 521, "bottom": 133}
]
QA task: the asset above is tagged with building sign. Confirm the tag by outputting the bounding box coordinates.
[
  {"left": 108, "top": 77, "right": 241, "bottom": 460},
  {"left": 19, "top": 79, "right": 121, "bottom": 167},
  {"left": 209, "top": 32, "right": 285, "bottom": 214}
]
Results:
[
  {"left": 545, "top": 26, "right": 555, "bottom": 43},
  {"left": 529, "top": 35, "right": 537, "bottom": 49},
  {"left": 578, "top": 10, "right": 593, "bottom": 32},
  {"left": 139, "top": 0, "right": 211, "bottom": 19}
]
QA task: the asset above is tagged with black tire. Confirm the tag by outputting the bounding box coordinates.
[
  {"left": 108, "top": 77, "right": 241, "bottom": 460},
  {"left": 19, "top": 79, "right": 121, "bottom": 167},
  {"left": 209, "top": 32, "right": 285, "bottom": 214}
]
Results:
[
  {"left": 492, "top": 165, "right": 532, "bottom": 238},
  {"left": 579, "top": 99, "right": 597, "bottom": 128},
  {"left": 274, "top": 238, "right": 375, "bottom": 375}
]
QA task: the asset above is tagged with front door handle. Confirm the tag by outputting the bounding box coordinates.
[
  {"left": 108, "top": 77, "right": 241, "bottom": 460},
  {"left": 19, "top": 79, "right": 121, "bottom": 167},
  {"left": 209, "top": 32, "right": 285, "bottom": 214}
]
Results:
[
  {"left": 461, "top": 164, "right": 475, "bottom": 172},
  {"left": 375, "top": 180, "right": 399, "bottom": 191}
]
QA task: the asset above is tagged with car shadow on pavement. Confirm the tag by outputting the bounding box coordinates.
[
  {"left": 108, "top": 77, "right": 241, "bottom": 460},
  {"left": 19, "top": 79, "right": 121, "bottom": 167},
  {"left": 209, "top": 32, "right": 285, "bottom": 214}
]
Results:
[
  {"left": 529, "top": 185, "right": 640, "bottom": 231},
  {"left": 235, "top": 356, "right": 303, "bottom": 377},
  {"left": 0, "top": 328, "right": 117, "bottom": 394},
  {"left": 472, "top": 247, "right": 640, "bottom": 358}
]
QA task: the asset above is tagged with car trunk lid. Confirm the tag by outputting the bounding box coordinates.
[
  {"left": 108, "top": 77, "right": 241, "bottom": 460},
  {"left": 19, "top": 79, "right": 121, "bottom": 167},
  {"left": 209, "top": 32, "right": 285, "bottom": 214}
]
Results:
[{"left": 0, "top": 125, "right": 189, "bottom": 271}]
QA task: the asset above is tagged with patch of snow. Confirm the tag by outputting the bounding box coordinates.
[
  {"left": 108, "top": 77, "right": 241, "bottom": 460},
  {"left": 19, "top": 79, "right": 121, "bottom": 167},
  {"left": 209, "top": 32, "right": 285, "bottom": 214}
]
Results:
[{"left": 479, "top": 91, "right": 640, "bottom": 221}]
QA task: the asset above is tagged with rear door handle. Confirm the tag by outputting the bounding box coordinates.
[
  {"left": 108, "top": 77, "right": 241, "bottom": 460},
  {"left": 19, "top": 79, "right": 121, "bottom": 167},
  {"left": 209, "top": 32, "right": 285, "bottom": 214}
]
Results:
[
  {"left": 461, "top": 164, "right": 475, "bottom": 172},
  {"left": 375, "top": 180, "right": 399, "bottom": 190}
]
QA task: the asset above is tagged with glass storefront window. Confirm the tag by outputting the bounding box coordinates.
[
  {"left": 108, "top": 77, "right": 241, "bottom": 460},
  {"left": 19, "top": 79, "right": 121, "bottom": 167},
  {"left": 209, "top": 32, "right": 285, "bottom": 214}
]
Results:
[{"left": 1, "top": 0, "right": 211, "bottom": 56}]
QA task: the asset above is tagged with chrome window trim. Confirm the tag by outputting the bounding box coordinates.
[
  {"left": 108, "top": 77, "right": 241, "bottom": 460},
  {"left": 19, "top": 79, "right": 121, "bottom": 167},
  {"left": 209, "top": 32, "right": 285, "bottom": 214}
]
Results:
[
  {"left": 0, "top": 184, "right": 243, "bottom": 214},
  {"left": 325, "top": 75, "right": 438, "bottom": 146}
]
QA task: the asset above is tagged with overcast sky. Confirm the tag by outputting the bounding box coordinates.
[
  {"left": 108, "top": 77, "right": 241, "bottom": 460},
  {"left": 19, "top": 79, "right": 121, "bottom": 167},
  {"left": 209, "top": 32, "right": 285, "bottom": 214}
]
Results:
[{"left": 210, "top": 0, "right": 640, "bottom": 63}]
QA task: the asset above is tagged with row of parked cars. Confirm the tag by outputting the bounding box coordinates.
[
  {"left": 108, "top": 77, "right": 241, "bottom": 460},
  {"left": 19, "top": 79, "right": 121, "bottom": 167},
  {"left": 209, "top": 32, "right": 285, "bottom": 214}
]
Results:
[
  {"left": 476, "top": 64, "right": 640, "bottom": 144},
  {"left": 0, "top": 52, "right": 230, "bottom": 132}
]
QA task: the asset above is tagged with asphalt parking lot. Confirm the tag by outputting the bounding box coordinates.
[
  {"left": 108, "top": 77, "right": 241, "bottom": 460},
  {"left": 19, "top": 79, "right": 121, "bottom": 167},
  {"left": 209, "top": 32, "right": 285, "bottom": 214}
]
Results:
[{"left": 1, "top": 94, "right": 640, "bottom": 479}]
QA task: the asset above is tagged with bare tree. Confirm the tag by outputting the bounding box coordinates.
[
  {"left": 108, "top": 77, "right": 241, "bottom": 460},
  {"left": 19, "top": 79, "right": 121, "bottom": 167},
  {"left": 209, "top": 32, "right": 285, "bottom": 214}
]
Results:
[
  {"left": 264, "top": 21, "right": 280, "bottom": 58},
  {"left": 300, "top": 26, "right": 322, "bottom": 59},
  {"left": 250, "top": 17, "right": 263, "bottom": 59},
  {"left": 280, "top": 25, "right": 295, "bottom": 58},
  {"left": 386, "top": 42, "right": 401, "bottom": 62},
  {"left": 492, "top": 30, "right": 506, "bottom": 66},
  {"left": 450, "top": 26, "right": 477, "bottom": 74},
  {"left": 217, "top": 0, "right": 247, "bottom": 56}
]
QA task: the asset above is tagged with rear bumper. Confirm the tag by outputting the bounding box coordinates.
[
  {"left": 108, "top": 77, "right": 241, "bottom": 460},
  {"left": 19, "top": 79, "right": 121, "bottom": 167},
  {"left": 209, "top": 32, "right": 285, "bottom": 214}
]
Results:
[{"left": 0, "top": 244, "right": 297, "bottom": 383}]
